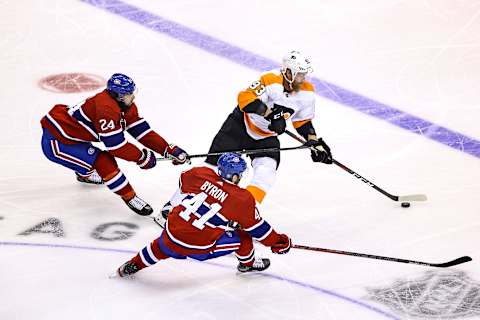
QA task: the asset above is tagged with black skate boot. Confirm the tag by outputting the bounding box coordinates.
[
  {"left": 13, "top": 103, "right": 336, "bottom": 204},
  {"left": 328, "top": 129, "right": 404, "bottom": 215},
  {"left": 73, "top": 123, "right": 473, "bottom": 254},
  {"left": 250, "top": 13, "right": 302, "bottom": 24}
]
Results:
[
  {"left": 125, "top": 195, "right": 153, "bottom": 216},
  {"left": 76, "top": 170, "right": 103, "bottom": 185},
  {"left": 237, "top": 257, "right": 270, "bottom": 273},
  {"left": 115, "top": 261, "right": 140, "bottom": 278}
]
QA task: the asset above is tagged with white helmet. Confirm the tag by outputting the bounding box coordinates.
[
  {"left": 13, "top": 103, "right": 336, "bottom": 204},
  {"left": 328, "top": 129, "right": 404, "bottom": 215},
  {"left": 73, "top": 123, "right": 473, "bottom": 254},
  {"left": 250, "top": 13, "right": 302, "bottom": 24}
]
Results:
[{"left": 281, "top": 50, "right": 313, "bottom": 85}]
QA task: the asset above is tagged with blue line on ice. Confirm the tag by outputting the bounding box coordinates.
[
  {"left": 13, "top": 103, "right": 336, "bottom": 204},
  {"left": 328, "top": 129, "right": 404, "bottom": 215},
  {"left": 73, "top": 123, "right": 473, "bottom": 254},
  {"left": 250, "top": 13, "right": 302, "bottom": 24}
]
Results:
[
  {"left": 80, "top": 0, "right": 480, "bottom": 159},
  {"left": 0, "top": 240, "right": 400, "bottom": 319}
]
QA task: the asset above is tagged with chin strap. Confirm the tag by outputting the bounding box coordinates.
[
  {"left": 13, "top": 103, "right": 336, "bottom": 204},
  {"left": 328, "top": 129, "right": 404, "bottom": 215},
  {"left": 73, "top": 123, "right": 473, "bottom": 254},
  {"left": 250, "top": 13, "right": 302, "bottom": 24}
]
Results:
[
  {"left": 282, "top": 70, "right": 294, "bottom": 90},
  {"left": 107, "top": 90, "right": 132, "bottom": 111}
]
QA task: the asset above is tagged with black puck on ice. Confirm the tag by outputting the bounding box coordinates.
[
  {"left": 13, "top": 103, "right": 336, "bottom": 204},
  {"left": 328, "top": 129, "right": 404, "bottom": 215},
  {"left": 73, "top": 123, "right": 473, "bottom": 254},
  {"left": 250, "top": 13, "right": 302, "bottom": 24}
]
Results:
[{"left": 401, "top": 202, "right": 411, "bottom": 208}]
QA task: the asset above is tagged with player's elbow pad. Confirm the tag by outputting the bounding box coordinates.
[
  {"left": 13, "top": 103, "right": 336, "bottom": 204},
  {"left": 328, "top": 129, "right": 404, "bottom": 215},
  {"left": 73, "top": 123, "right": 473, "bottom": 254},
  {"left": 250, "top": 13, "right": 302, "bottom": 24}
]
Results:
[
  {"left": 241, "top": 99, "right": 267, "bottom": 115},
  {"left": 296, "top": 121, "right": 316, "bottom": 140}
]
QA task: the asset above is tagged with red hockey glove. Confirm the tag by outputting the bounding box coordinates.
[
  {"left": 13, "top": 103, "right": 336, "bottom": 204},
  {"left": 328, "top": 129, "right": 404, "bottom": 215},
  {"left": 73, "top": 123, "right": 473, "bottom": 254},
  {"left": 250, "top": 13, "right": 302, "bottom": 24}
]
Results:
[
  {"left": 137, "top": 148, "right": 156, "bottom": 170},
  {"left": 271, "top": 234, "right": 292, "bottom": 254},
  {"left": 164, "top": 144, "right": 189, "bottom": 165}
]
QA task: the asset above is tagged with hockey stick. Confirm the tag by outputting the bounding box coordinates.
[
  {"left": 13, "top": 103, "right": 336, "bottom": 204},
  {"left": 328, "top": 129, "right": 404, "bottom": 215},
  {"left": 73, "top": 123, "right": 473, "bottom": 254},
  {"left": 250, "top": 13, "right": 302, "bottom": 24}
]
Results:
[
  {"left": 156, "top": 145, "right": 310, "bottom": 162},
  {"left": 292, "top": 244, "right": 472, "bottom": 268},
  {"left": 284, "top": 130, "right": 427, "bottom": 202}
]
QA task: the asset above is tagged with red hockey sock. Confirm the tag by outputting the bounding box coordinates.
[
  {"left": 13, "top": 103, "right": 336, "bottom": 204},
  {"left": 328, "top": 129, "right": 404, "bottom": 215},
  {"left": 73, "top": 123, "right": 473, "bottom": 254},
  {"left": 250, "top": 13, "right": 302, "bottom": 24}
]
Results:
[
  {"left": 94, "top": 151, "right": 136, "bottom": 201},
  {"left": 235, "top": 230, "right": 255, "bottom": 266},
  {"left": 131, "top": 238, "right": 170, "bottom": 270}
]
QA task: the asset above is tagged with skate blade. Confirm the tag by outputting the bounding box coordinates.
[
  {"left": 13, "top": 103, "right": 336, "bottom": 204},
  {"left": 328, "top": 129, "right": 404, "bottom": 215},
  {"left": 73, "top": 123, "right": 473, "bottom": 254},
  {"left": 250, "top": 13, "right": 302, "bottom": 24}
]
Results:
[{"left": 109, "top": 271, "right": 136, "bottom": 280}]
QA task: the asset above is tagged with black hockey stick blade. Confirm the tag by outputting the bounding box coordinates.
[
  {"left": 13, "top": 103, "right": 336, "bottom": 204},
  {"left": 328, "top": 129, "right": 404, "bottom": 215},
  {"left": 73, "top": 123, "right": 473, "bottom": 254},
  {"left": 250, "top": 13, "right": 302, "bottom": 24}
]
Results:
[
  {"left": 293, "top": 244, "right": 472, "bottom": 268},
  {"left": 432, "top": 256, "right": 472, "bottom": 268}
]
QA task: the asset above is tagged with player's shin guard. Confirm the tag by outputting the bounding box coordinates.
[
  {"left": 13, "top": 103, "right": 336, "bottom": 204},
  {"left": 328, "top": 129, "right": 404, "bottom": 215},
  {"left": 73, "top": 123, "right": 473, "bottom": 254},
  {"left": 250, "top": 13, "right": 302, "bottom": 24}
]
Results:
[
  {"left": 234, "top": 230, "right": 270, "bottom": 272},
  {"left": 102, "top": 170, "right": 134, "bottom": 200},
  {"left": 94, "top": 152, "right": 153, "bottom": 215},
  {"left": 116, "top": 238, "right": 169, "bottom": 277},
  {"left": 95, "top": 152, "right": 134, "bottom": 198},
  {"left": 235, "top": 230, "right": 255, "bottom": 264},
  {"left": 246, "top": 157, "right": 277, "bottom": 204}
]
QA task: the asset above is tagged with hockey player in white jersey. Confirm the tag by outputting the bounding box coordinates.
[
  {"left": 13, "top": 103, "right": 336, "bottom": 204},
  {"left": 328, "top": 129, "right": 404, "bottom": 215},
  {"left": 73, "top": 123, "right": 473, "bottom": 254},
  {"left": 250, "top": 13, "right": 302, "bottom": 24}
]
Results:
[{"left": 205, "top": 51, "right": 332, "bottom": 204}]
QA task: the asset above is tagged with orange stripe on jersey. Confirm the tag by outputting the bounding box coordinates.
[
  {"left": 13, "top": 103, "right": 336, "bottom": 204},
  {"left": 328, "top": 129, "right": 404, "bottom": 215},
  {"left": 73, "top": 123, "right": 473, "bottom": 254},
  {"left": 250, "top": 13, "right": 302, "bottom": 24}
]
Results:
[
  {"left": 293, "top": 119, "right": 312, "bottom": 129},
  {"left": 238, "top": 73, "right": 284, "bottom": 110},
  {"left": 238, "top": 90, "right": 258, "bottom": 110},
  {"left": 260, "top": 72, "right": 283, "bottom": 86},
  {"left": 300, "top": 81, "right": 315, "bottom": 92},
  {"left": 243, "top": 113, "right": 272, "bottom": 137}
]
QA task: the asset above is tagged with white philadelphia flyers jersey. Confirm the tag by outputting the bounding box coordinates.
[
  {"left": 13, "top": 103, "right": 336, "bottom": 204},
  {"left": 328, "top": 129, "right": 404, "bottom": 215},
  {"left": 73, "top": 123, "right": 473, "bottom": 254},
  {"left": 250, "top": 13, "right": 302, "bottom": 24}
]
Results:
[{"left": 237, "top": 70, "right": 316, "bottom": 140}]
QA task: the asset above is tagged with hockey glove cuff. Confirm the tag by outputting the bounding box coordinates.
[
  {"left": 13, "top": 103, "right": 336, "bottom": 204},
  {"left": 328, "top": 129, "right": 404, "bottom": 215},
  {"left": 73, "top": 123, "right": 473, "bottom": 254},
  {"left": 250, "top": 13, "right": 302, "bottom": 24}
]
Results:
[
  {"left": 305, "top": 138, "right": 333, "bottom": 164},
  {"left": 271, "top": 234, "right": 292, "bottom": 254},
  {"left": 137, "top": 148, "right": 157, "bottom": 169},
  {"left": 165, "top": 144, "right": 190, "bottom": 165}
]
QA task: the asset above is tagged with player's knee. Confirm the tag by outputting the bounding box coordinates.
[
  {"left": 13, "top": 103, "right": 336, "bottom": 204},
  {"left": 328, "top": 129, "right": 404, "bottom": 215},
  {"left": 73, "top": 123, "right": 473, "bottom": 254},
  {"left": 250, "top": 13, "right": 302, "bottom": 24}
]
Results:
[
  {"left": 94, "top": 151, "right": 119, "bottom": 178},
  {"left": 250, "top": 157, "right": 277, "bottom": 191}
]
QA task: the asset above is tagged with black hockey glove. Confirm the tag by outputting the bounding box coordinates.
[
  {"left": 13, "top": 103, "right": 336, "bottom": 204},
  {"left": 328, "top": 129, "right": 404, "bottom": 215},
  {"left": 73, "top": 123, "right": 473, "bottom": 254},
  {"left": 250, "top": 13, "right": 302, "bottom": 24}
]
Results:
[
  {"left": 265, "top": 104, "right": 294, "bottom": 135},
  {"left": 305, "top": 138, "right": 333, "bottom": 164}
]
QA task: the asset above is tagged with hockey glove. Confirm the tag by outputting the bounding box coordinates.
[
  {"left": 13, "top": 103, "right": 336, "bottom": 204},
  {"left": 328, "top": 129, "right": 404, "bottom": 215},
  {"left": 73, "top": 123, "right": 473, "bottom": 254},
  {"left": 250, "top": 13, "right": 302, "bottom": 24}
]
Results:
[
  {"left": 305, "top": 138, "right": 333, "bottom": 164},
  {"left": 151, "top": 201, "right": 173, "bottom": 229},
  {"left": 165, "top": 144, "right": 190, "bottom": 165},
  {"left": 137, "top": 148, "right": 157, "bottom": 169},
  {"left": 271, "top": 234, "right": 292, "bottom": 254},
  {"left": 227, "top": 220, "right": 241, "bottom": 230},
  {"left": 265, "top": 104, "right": 294, "bottom": 135}
]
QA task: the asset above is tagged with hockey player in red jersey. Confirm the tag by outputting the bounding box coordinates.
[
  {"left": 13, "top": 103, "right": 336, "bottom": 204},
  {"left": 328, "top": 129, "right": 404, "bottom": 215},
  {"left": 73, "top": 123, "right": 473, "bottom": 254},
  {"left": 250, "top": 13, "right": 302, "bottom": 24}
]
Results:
[
  {"left": 114, "top": 153, "right": 292, "bottom": 277},
  {"left": 40, "top": 73, "right": 189, "bottom": 216}
]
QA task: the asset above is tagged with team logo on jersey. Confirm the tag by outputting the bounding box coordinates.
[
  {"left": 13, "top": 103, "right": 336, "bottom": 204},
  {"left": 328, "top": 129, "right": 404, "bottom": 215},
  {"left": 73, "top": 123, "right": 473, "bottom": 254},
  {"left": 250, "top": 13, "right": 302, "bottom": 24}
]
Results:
[
  {"left": 88, "top": 147, "right": 95, "bottom": 155},
  {"left": 367, "top": 270, "right": 480, "bottom": 319}
]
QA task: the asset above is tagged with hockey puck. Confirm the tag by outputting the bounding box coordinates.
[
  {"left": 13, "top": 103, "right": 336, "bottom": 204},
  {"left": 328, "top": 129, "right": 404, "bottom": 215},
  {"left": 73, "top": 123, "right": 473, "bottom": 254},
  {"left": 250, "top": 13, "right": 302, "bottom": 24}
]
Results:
[{"left": 401, "top": 202, "right": 411, "bottom": 208}]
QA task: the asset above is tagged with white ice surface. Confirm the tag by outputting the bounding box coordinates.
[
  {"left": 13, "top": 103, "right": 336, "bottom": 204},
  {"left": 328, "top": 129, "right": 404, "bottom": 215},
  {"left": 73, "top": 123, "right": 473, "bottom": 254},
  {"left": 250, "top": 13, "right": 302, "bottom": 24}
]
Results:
[{"left": 1, "top": 1, "right": 480, "bottom": 319}]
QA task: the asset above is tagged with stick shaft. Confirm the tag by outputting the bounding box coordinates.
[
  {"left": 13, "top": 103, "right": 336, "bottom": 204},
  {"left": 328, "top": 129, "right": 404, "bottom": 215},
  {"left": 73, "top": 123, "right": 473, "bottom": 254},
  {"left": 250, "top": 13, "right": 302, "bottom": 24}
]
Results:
[
  {"left": 292, "top": 244, "right": 471, "bottom": 268},
  {"left": 331, "top": 158, "right": 398, "bottom": 201},
  {"left": 156, "top": 145, "right": 309, "bottom": 161},
  {"left": 285, "top": 130, "right": 410, "bottom": 202}
]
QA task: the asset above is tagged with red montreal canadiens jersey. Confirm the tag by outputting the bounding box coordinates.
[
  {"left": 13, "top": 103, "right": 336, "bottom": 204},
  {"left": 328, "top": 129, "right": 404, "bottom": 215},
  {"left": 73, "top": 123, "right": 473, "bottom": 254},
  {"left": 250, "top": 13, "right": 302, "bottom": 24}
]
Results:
[
  {"left": 40, "top": 89, "right": 168, "bottom": 161},
  {"left": 164, "top": 166, "right": 282, "bottom": 255}
]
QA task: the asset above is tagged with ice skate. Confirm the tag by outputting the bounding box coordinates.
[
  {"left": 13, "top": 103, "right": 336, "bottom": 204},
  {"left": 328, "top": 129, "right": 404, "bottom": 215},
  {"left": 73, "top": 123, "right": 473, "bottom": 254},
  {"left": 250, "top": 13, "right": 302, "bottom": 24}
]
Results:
[
  {"left": 237, "top": 257, "right": 270, "bottom": 273},
  {"left": 112, "top": 261, "right": 140, "bottom": 278},
  {"left": 125, "top": 195, "right": 153, "bottom": 216},
  {"left": 75, "top": 170, "right": 103, "bottom": 185}
]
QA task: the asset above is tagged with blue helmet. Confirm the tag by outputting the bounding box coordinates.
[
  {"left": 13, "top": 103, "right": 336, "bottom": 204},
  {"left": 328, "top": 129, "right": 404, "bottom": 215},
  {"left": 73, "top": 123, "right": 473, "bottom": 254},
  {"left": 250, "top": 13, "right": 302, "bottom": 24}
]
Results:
[
  {"left": 107, "top": 73, "right": 136, "bottom": 96},
  {"left": 217, "top": 153, "right": 247, "bottom": 181}
]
